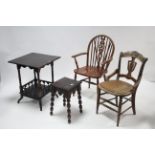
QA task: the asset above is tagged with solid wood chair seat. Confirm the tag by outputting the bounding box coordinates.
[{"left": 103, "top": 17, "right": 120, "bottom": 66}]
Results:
[
  {"left": 74, "top": 66, "right": 104, "bottom": 78},
  {"left": 99, "top": 80, "right": 133, "bottom": 96},
  {"left": 72, "top": 35, "right": 115, "bottom": 87}
]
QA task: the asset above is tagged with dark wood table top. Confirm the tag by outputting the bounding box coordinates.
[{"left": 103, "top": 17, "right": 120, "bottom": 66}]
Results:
[
  {"left": 52, "top": 77, "right": 81, "bottom": 92},
  {"left": 8, "top": 53, "right": 61, "bottom": 69}
]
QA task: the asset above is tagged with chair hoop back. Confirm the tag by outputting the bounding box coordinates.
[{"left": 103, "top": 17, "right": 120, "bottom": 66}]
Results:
[{"left": 87, "top": 35, "right": 115, "bottom": 68}]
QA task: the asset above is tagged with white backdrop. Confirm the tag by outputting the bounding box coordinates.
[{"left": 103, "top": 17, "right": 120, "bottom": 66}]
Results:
[{"left": 0, "top": 26, "right": 155, "bottom": 87}]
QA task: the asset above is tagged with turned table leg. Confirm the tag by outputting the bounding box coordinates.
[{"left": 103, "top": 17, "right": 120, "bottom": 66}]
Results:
[
  {"left": 51, "top": 62, "right": 54, "bottom": 83},
  {"left": 33, "top": 69, "right": 37, "bottom": 86},
  {"left": 77, "top": 86, "right": 83, "bottom": 113},
  {"left": 17, "top": 65, "right": 23, "bottom": 103},
  {"left": 36, "top": 68, "right": 43, "bottom": 111}
]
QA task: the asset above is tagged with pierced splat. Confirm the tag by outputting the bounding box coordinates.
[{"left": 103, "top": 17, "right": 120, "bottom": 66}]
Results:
[
  {"left": 96, "top": 37, "right": 106, "bottom": 66},
  {"left": 127, "top": 57, "right": 137, "bottom": 78}
]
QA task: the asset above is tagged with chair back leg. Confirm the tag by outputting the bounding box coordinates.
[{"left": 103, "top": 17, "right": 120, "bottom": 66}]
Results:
[{"left": 74, "top": 73, "right": 77, "bottom": 80}]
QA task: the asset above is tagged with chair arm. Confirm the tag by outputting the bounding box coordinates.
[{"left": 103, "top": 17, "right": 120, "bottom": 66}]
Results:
[
  {"left": 72, "top": 52, "right": 87, "bottom": 69},
  {"left": 106, "top": 69, "right": 119, "bottom": 81},
  {"left": 101, "top": 58, "right": 112, "bottom": 67},
  {"left": 101, "top": 58, "right": 113, "bottom": 75},
  {"left": 72, "top": 52, "right": 87, "bottom": 58}
]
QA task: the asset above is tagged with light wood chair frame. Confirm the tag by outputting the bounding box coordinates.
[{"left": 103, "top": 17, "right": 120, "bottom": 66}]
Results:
[{"left": 96, "top": 51, "right": 148, "bottom": 126}]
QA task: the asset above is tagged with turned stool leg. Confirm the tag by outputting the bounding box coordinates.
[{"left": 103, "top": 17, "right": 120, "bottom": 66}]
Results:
[
  {"left": 63, "top": 94, "right": 66, "bottom": 107},
  {"left": 77, "top": 86, "right": 83, "bottom": 113},
  {"left": 50, "top": 90, "right": 55, "bottom": 115},
  {"left": 66, "top": 95, "right": 71, "bottom": 124}
]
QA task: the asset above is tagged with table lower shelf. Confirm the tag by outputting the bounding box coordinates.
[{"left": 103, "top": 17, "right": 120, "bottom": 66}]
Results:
[{"left": 22, "top": 80, "right": 52, "bottom": 99}]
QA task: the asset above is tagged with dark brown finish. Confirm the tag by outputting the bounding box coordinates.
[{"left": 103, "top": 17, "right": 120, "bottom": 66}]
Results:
[
  {"left": 96, "top": 51, "right": 148, "bottom": 126},
  {"left": 72, "top": 35, "right": 115, "bottom": 87},
  {"left": 8, "top": 53, "right": 60, "bottom": 111},
  {"left": 9, "top": 53, "right": 60, "bottom": 69},
  {"left": 50, "top": 77, "right": 83, "bottom": 124}
]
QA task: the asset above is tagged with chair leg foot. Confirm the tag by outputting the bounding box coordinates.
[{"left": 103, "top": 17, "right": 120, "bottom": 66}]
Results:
[
  {"left": 17, "top": 95, "right": 23, "bottom": 103},
  {"left": 96, "top": 105, "right": 99, "bottom": 114}
]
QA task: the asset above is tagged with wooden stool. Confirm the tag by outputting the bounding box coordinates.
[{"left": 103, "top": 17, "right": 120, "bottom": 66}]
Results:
[{"left": 50, "top": 77, "right": 83, "bottom": 123}]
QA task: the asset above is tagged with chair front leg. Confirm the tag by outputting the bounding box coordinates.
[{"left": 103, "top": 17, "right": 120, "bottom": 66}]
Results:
[
  {"left": 131, "top": 92, "right": 136, "bottom": 115},
  {"left": 74, "top": 73, "right": 77, "bottom": 80},
  {"left": 96, "top": 87, "right": 100, "bottom": 114},
  {"left": 88, "top": 77, "right": 91, "bottom": 88},
  {"left": 115, "top": 96, "right": 118, "bottom": 106},
  {"left": 117, "top": 96, "right": 123, "bottom": 127},
  {"left": 96, "top": 78, "right": 99, "bottom": 85}
]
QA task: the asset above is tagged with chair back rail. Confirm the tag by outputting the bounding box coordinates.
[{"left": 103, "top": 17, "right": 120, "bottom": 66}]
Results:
[{"left": 117, "top": 51, "right": 148, "bottom": 88}]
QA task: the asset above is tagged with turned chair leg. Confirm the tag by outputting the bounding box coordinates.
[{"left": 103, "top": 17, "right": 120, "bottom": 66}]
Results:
[
  {"left": 132, "top": 93, "right": 136, "bottom": 115},
  {"left": 96, "top": 87, "right": 100, "bottom": 114},
  {"left": 115, "top": 96, "right": 118, "bottom": 106},
  {"left": 88, "top": 77, "right": 91, "bottom": 88},
  {"left": 103, "top": 74, "right": 106, "bottom": 81},
  {"left": 96, "top": 78, "right": 99, "bottom": 85},
  {"left": 74, "top": 73, "right": 77, "bottom": 80},
  {"left": 117, "top": 96, "right": 122, "bottom": 127}
]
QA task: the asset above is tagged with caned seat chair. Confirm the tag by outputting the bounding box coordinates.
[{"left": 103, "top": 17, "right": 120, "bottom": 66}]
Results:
[
  {"left": 72, "top": 35, "right": 115, "bottom": 87},
  {"left": 96, "top": 51, "right": 148, "bottom": 126}
]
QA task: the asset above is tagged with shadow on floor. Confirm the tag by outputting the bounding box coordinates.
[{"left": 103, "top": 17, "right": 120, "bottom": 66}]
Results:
[
  {"left": 98, "top": 108, "right": 155, "bottom": 128},
  {"left": 52, "top": 106, "right": 86, "bottom": 123}
]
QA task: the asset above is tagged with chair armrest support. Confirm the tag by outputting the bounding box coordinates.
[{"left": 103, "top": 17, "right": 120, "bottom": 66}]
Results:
[
  {"left": 106, "top": 69, "right": 119, "bottom": 81},
  {"left": 101, "top": 58, "right": 113, "bottom": 75},
  {"left": 101, "top": 58, "right": 112, "bottom": 68},
  {"left": 72, "top": 52, "right": 87, "bottom": 69},
  {"left": 131, "top": 78, "right": 141, "bottom": 92}
]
